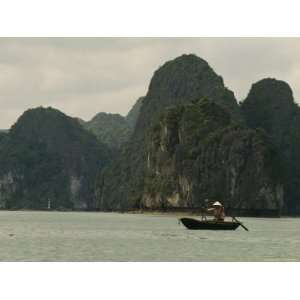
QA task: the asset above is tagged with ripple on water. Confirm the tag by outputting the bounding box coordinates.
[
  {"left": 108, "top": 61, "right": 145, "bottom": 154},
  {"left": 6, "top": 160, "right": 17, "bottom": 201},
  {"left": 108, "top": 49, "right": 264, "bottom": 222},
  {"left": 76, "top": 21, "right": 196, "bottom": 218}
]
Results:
[{"left": 0, "top": 212, "right": 299, "bottom": 261}]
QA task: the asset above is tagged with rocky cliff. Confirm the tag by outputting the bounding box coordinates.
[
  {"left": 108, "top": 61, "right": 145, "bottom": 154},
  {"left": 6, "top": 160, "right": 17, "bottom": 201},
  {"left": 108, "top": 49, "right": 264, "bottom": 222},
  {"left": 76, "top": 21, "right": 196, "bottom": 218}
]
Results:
[
  {"left": 126, "top": 97, "right": 144, "bottom": 129},
  {"left": 96, "top": 54, "right": 283, "bottom": 214},
  {"left": 143, "top": 99, "right": 283, "bottom": 212},
  {"left": 0, "top": 131, "right": 7, "bottom": 143},
  {"left": 83, "top": 112, "right": 131, "bottom": 150},
  {"left": 0, "top": 54, "right": 291, "bottom": 215},
  {"left": 242, "top": 78, "right": 300, "bottom": 214},
  {"left": 81, "top": 97, "right": 143, "bottom": 151},
  {"left": 0, "top": 107, "right": 109, "bottom": 210}
]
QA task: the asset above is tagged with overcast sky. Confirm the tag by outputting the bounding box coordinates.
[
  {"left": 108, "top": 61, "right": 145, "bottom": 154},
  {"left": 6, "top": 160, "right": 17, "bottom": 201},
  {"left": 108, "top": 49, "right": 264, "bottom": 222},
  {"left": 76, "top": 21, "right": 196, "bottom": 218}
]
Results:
[{"left": 1, "top": 37, "right": 300, "bottom": 128}]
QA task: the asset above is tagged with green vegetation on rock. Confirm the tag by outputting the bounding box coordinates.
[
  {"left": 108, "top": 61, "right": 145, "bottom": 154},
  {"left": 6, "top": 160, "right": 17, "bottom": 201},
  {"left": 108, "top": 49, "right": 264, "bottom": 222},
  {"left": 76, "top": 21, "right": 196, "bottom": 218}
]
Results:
[
  {"left": 80, "top": 97, "right": 143, "bottom": 151},
  {"left": 242, "top": 78, "right": 300, "bottom": 214},
  {"left": 143, "top": 98, "right": 283, "bottom": 212},
  {"left": 96, "top": 54, "right": 276, "bottom": 212},
  {"left": 83, "top": 112, "right": 132, "bottom": 150},
  {"left": 126, "top": 97, "right": 144, "bottom": 129},
  {"left": 0, "top": 107, "right": 109, "bottom": 210},
  {"left": 0, "top": 54, "right": 298, "bottom": 215}
]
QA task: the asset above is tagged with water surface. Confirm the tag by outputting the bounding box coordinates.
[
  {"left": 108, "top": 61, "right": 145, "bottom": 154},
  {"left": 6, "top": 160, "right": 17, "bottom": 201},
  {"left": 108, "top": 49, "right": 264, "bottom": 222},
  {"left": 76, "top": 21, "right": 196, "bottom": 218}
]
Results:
[{"left": 0, "top": 211, "right": 299, "bottom": 261}]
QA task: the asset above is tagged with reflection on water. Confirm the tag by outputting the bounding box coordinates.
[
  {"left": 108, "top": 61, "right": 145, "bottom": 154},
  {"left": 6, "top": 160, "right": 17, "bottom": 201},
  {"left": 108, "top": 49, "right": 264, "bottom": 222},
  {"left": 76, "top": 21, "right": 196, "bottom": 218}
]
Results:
[{"left": 0, "top": 211, "right": 299, "bottom": 261}]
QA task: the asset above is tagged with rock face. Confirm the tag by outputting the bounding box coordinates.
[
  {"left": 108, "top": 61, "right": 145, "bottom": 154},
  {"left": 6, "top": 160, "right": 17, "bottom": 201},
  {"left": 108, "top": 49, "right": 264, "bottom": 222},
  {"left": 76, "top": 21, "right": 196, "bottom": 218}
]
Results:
[
  {"left": 96, "top": 54, "right": 283, "bottom": 214},
  {"left": 242, "top": 78, "right": 300, "bottom": 213},
  {"left": 81, "top": 97, "right": 144, "bottom": 151},
  {"left": 83, "top": 112, "right": 131, "bottom": 150},
  {"left": 0, "top": 55, "right": 290, "bottom": 215},
  {"left": 0, "top": 131, "right": 8, "bottom": 143},
  {"left": 138, "top": 54, "right": 241, "bottom": 133},
  {"left": 143, "top": 99, "right": 283, "bottom": 213},
  {"left": 0, "top": 107, "right": 109, "bottom": 210},
  {"left": 97, "top": 54, "right": 240, "bottom": 210},
  {"left": 242, "top": 79, "right": 295, "bottom": 145},
  {"left": 126, "top": 97, "right": 144, "bottom": 129}
]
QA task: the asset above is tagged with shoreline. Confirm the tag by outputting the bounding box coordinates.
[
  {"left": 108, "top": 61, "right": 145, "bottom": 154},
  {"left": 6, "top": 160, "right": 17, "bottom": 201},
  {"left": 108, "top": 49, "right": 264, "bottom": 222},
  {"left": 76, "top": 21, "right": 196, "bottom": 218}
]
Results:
[{"left": 0, "top": 208, "right": 298, "bottom": 218}]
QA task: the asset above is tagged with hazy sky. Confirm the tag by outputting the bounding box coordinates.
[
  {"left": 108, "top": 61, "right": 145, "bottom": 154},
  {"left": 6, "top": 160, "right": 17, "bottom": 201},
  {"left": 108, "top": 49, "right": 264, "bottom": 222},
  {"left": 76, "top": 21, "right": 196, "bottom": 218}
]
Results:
[{"left": 1, "top": 37, "right": 300, "bottom": 128}]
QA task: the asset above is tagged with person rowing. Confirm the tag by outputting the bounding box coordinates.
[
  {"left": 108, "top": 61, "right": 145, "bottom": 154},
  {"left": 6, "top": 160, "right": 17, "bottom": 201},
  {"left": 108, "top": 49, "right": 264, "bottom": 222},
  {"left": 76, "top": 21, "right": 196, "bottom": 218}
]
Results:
[{"left": 207, "top": 201, "right": 225, "bottom": 222}]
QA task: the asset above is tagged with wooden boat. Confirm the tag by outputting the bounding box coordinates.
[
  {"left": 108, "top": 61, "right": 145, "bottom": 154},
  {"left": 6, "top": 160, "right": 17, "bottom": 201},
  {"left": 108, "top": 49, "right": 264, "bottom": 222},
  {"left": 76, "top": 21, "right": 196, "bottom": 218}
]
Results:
[{"left": 179, "top": 217, "right": 241, "bottom": 230}]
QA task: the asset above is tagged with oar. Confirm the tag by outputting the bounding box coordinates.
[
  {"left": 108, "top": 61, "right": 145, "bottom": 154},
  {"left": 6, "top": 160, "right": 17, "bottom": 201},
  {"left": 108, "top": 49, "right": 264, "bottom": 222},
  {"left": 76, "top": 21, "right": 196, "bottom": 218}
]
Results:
[{"left": 232, "top": 216, "right": 249, "bottom": 231}]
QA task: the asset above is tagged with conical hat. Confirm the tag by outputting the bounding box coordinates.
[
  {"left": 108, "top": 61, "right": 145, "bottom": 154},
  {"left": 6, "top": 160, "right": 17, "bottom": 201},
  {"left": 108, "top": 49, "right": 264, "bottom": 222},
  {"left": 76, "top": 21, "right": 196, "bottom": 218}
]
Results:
[{"left": 212, "top": 201, "right": 222, "bottom": 206}]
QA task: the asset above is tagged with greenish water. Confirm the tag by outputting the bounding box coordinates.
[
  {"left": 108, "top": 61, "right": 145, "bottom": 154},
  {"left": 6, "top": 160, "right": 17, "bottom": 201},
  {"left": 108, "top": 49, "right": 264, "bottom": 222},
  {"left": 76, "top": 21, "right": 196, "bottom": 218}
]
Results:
[{"left": 0, "top": 211, "right": 299, "bottom": 261}]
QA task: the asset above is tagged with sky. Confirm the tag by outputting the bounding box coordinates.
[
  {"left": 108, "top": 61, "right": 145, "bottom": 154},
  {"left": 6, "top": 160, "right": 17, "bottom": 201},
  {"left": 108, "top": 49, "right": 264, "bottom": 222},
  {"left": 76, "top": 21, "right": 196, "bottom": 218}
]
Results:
[{"left": 1, "top": 37, "right": 300, "bottom": 128}]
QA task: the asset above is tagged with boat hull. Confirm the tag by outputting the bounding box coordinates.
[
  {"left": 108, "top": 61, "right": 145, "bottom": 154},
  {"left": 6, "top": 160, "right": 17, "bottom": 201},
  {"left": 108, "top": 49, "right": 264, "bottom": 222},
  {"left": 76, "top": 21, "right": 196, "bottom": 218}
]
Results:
[{"left": 180, "top": 218, "right": 240, "bottom": 230}]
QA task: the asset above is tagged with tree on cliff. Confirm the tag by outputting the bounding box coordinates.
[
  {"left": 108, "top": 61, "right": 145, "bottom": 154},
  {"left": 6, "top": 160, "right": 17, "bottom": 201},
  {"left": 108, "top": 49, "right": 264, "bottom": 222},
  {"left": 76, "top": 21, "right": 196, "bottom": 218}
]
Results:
[
  {"left": 0, "top": 107, "right": 110, "bottom": 209},
  {"left": 242, "top": 78, "right": 300, "bottom": 214},
  {"left": 96, "top": 54, "right": 283, "bottom": 214}
]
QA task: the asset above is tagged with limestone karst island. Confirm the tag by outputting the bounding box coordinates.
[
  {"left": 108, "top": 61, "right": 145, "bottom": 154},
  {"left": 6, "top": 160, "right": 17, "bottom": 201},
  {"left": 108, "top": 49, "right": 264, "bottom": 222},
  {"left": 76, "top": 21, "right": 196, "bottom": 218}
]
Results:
[{"left": 1, "top": 54, "right": 299, "bottom": 217}]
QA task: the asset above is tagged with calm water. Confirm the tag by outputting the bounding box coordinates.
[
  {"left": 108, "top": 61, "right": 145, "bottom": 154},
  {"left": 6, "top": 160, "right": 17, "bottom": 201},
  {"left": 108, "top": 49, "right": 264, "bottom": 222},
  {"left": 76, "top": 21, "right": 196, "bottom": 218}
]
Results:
[{"left": 0, "top": 211, "right": 299, "bottom": 261}]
